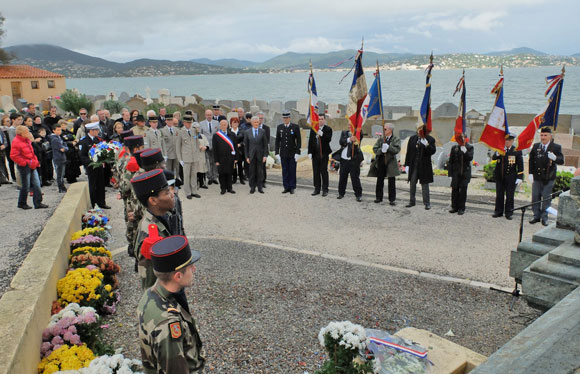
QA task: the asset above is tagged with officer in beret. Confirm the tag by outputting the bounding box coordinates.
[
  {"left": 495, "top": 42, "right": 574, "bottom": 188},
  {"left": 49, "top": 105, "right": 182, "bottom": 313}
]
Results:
[
  {"left": 137, "top": 235, "right": 204, "bottom": 374},
  {"left": 132, "top": 169, "right": 176, "bottom": 289},
  {"left": 78, "top": 122, "right": 110, "bottom": 209},
  {"left": 492, "top": 133, "right": 523, "bottom": 220},
  {"left": 275, "top": 111, "right": 301, "bottom": 194},
  {"left": 529, "top": 127, "right": 564, "bottom": 226}
]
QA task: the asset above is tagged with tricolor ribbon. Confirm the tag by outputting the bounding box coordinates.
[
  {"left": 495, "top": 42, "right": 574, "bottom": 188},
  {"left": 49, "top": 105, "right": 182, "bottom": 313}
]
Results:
[
  {"left": 545, "top": 74, "right": 563, "bottom": 96},
  {"left": 216, "top": 131, "right": 235, "bottom": 153},
  {"left": 368, "top": 337, "right": 428, "bottom": 359}
]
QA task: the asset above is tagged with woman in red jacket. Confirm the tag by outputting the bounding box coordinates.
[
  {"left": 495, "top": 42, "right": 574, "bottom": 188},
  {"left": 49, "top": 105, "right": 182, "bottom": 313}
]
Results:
[{"left": 10, "top": 125, "right": 47, "bottom": 210}]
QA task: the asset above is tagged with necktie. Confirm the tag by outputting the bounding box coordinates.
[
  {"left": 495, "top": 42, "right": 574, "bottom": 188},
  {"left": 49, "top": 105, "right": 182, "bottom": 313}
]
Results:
[
  {"left": 208, "top": 122, "right": 211, "bottom": 133},
  {"left": 170, "top": 128, "right": 173, "bottom": 135},
  {"left": 254, "top": 129, "right": 257, "bottom": 138},
  {"left": 187, "top": 129, "right": 191, "bottom": 137}
]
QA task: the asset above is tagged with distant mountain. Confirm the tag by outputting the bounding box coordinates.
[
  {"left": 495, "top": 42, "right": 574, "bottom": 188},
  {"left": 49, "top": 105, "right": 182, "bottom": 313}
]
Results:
[
  {"left": 486, "top": 47, "right": 547, "bottom": 56},
  {"left": 190, "top": 58, "right": 257, "bottom": 69},
  {"left": 571, "top": 53, "right": 580, "bottom": 57},
  {"left": 5, "top": 44, "right": 242, "bottom": 78}
]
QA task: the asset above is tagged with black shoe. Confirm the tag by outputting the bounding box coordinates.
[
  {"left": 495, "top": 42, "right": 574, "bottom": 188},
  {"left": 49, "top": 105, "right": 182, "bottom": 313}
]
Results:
[
  {"left": 200, "top": 185, "right": 208, "bottom": 189},
  {"left": 312, "top": 191, "right": 320, "bottom": 196},
  {"left": 337, "top": 195, "right": 344, "bottom": 199},
  {"left": 406, "top": 203, "right": 415, "bottom": 208},
  {"left": 541, "top": 219, "right": 548, "bottom": 226},
  {"left": 59, "top": 188, "right": 67, "bottom": 193},
  {"left": 18, "top": 204, "right": 32, "bottom": 210},
  {"left": 356, "top": 196, "right": 362, "bottom": 202},
  {"left": 505, "top": 215, "right": 513, "bottom": 220},
  {"left": 35, "top": 203, "right": 49, "bottom": 209},
  {"left": 228, "top": 190, "right": 236, "bottom": 194},
  {"left": 101, "top": 205, "right": 111, "bottom": 209},
  {"left": 449, "top": 209, "right": 458, "bottom": 213},
  {"left": 282, "top": 189, "right": 290, "bottom": 194},
  {"left": 221, "top": 191, "right": 226, "bottom": 195},
  {"left": 187, "top": 195, "right": 193, "bottom": 199},
  {"left": 258, "top": 189, "right": 264, "bottom": 194},
  {"left": 192, "top": 194, "right": 201, "bottom": 198},
  {"left": 458, "top": 210, "right": 465, "bottom": 215},
  {"left": 212, "top": 179, "right": 219, "bottom": 185},
  {"left": 240, "top": 180, "right": 246, "bottom": 185},
  {"left": 529, "top": 218, "right": 540, "bottom": 224},
  {"left": 492, "top": 212, "right": 503, "bottom": 218},
  {"left": 208, "top": 180, "right": 213, "bottom": 185},
  {"left": 425, "top": 204, "right": 431, "bottom": 210},
  {"left": 374, "top": 199, "right": 382, "bottom": 204},
  {"left": 322, "top": 191, "right": 328, "bottom": 197},
  {"left": 250, "top": 188, "right": 255, "bottom": 194},
  {"left": 289, "top": 189, "right": 295, "bottom": 194},
  {"left": 389, "top": 201, "right": 396, "bottom": 206}
]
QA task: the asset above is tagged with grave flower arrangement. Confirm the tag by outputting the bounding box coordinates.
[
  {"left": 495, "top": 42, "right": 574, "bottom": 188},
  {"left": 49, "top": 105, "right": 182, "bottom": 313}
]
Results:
[
  {"left": 70, "top": 235, "right": 105, "bottom": 250},
  {"left": 71, "top": 227, "right": 108, "bottom": 242},
  {"left": 316, "top": 321, "right": 374, "bottom": 374},
  {"left": 56, "top": 268, "right": 118, "bottom": 314},
  {"left": 89, "top": 141, "right": 122, "bottom": 168},
  {"left": 71, "top": 246, "right": 112, "bottom": 258},
  {"left": 70, "top": 254, "right": 120, "bottom": 288},
  {"left": 37, "top": 344, "right": 95, "bottom": 374},
  {"left": 57, "top": 353, "right": 143, "bottom": 374},
  {"left": 82, "top": 208, "right": 110, "bottom": 229}
]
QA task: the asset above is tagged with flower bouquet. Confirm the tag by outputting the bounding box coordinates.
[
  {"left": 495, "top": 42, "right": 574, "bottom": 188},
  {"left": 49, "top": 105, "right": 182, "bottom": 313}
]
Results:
[
  {"left": 70, "top": 235, "right": 105, "bottom": 251},
  {"left": 316, "top": 321, "right": 374, "bottom": 374},
  {"left": 89, "top": 141, "right": 122, "bottom": 168},
  {"left": 71, "top": 246, "right": 112, "bottom": 258},
  {"left": 70, "top": 254, "right": 120, "bottom": 288},
  {"left": 37, "top": 344, "right": 95, "bottom": 374},
  {"left": 82, "top": 208, "right": 110, "bottom": 229},
  {"left": 71, "top": 227, "right": 108, "bottom": 242},
  {"left": 56, "top": 268, "right": 118, "bottom": 314},
  {"left": 58, "top": 353, "right": 143, "bottom": 374}
]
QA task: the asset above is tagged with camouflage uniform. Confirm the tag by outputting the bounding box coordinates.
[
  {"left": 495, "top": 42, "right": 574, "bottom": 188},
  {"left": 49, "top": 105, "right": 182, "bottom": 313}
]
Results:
[
  {"left": 134, "top": 210, "right": 172, "bottom": 289},
  {"left": 120, "top": 163, "right": 143, "bottom": 254},
  {"left": 138, "top": 281, "right": 205, "bottom": 374}
]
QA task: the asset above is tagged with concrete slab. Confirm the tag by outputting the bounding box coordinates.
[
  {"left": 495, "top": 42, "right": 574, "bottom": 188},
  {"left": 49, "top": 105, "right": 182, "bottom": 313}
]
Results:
[
  {"left": 531, "top": 225, "right": 576, "bottom": 247},
  {"left": 548, "top": 241, "right": 580, "bottom": 267}
]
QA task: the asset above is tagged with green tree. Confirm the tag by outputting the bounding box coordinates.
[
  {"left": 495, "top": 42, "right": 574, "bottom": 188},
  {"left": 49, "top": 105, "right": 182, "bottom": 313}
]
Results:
[
  {"left": 57, "top": 89, "right": 94, "bottom": 116},
  {"left": 103, "top": 100, "right": 123, "bottom": 114},
  {"left": 0, "top": 13, "right": 14, "bottom": 65}
]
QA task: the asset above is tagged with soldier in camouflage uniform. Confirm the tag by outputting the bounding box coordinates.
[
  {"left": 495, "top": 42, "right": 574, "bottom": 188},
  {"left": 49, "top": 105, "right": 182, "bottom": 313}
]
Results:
[
  {"left": 112, "top": 129, "right": 134, "bottom": 187},
  {"left": 131, "top": 169, "right": 175, "bottom": 289},
  {"left": 137, "top": 235, "right": 204, "bottom": 373}
]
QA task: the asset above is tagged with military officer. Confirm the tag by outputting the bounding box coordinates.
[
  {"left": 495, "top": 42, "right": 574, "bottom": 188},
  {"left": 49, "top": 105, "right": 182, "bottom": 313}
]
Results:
[
  {"left": 161, "top": 113, "right": 179, "bottom": 177},
  {"left": 131, "top": 169, "right": 176, "bottom": 290},
  {"left": 447, "top": 134, "right": 474, "bottom": 215},
  {"left": 212, "top": 103, "right": 226, "bottom": 122},
  {"left": 137, "top": 235, "right": 204, "bottom": 374},
  {"left": 275, "top": 111, "right": 301, "bottom": 194},
  {"left": 78, "top": 122, "right": 110, "bottom": 209},
  {"left": 307, "top": 112, "right": 332, "bottom": 197},
  {"left": 492, "top": 133, "right": 524, "bottom": 220},
  {"left": 176, "top": 113, "right": 202, "bottom": 199},
  {"left": 144, "top": 115, "right": 165, "bottom": 154},
  {"left": 529, "top": 127, "right": 564, "bottom": 226}
]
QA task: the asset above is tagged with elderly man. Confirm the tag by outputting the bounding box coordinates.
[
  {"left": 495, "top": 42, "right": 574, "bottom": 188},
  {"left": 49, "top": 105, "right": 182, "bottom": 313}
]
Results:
[
  {"left": 244, "top": 116, "right": 268, "bottom": 194},
  {"left": 404, "top": 126, "right": 436, "bottom": 210},
  {"left": 275, "top": 111, "right": 301, "bottom": 194},
  {"left": 158, "top": 107, "right": 167, "bottom": 128},
  {"left": 200, "top": 109, "right": 219, "bottom": 185},
  {"left": 257, "top": 112, "right": 271, "bottom": 187},
  {"left": 117, "top": 108, "right": 133, "bottom": 131},
  {"left": 213, "top": 119, "right": 238, "bottom": 194},
  {"left": 237, "top": 108, "right": 247, "bottom": 127},
  {"left": 529, "top": 127, "right": 564, "bottom": 226},
  {"left": 176, "top": 113, "right": 202, "bottom": 199},
  {"left": 373, "top": 123, "right": 401, "bottom": 205}
]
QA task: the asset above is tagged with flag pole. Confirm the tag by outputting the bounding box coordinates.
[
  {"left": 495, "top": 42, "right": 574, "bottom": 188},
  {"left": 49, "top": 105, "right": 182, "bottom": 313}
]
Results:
[{"left": 310, "top": 61, "right": 323, "bottom": 158}]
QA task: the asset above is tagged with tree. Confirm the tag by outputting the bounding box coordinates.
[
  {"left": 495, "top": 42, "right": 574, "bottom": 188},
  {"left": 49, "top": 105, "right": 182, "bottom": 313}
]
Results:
[
  {"left": 0, "top": 13, "right": 14, "bottom": 65},
  {"left": 57, "top": 89, "right": 94, "bottom": 116}
]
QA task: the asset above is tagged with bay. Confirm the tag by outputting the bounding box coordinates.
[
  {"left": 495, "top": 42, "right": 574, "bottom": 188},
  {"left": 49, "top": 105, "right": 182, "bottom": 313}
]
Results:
[{"left": 67, "top": 66, "right": 579, "bottom": 115}]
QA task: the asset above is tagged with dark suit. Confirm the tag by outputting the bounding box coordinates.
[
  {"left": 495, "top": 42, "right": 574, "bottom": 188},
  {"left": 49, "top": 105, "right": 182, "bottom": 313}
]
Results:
[
  {"left": 79, "top": 135, "right": 106, "bottom": 208},
  {"left": 448, "top": 143, "right": 474, "bottom": 212},
  {"left": 275, "top": 122, "right": 301, "bottom": 191},
  {"left": 212, "top": 130, "right": 238, "bottom": 193},
  {"left": 260, "top": 124, "right": 270, "bottom": 185},
  {"left": 493, "top": 145, "right": 524, "bottom": 217},
  {"left": 529, "top": 140, "right": 564, "bottom": 221},
  {"left": 338, "top": 130, "right": 364, "bottom": 198},
  {"left": 231, "top": 129, "right": 245, "bottom": 183},
  {"left": 404, "top": 134, "right": 436, "bottom": 206},
  {"left": 307, "top": 125, "right": 332, "bottom": 193},
  {"left": 244, "top": 127, "right": 268, "bottom": 191}
]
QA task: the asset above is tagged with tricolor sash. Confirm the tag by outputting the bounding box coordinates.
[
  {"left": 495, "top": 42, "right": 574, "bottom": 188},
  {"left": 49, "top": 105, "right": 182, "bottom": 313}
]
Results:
[
  {"left": 217, "top": 131, "right": 235, "bottom": 153},
  {"left": 368, "top": 336, "right": 428, "bottom": 359}
]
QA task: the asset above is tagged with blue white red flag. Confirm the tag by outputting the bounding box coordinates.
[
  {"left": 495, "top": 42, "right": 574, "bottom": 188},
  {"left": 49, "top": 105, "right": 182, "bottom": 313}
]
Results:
[
  {"left": 480, "top": 71, "right": 510, "bottom": 154},
  {"left": 361, "top": 68, "right": 383, "bottom": 128},
  {"left": 419, "top": 53, "right": 434, "bottom": 136},
  {"left": 346, "top": 49, "right": 367, "bottom": 141},
  {"left": 307, "top": 70, "right": 320, "bottom": 132},
  {"left": 452, "top": 72, "right": 466, "bottom": 143}
]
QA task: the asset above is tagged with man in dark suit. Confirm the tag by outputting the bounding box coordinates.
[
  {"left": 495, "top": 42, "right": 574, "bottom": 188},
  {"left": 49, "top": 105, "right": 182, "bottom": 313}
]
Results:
[
  {"left": 492, "top": 133, "right": 524, "bottom": 220},
  {"left": 244, "top": 116, "right": 268, "bottom": 194},
  {"left": 447, "top": 134, "right": 474, "bottom": 215},
  {"left": 258, "top": 112, "right": 270, "bottom": 186},
  {"left": 275, "top": 111, "right": 301, "bottom": 194},
  {"left": 404, "top": 127, "right": 436, "bottom": 210},
  {"left": 307, "top": 112, "right": 332, "bottom": 196},
  {"left": 529, "top": 127, "right": 564, "bottom": 226},
  {"left": 212, "top": 104, "right": 227, "bottom": 122},
  {"left": 213, "top": 119, "right": 238, "bottom": 194},
  {"left": 78, "top": 122, "right": 110, "bottom": 209},
  {"left": 337, "top": 129, "right": 364, "bottom": 202}
]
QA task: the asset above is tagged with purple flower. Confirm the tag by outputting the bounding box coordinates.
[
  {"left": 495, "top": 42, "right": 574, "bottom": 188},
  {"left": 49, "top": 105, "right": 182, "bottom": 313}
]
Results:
[
  {"left": 69, "top": 333, "right": 82, "bottom": 345},
  {"left": 51, "top": 335, "right": 64, "bottom": 345},
  {"left": 40, "top": 342, "right": 52, "bottom": 356}
]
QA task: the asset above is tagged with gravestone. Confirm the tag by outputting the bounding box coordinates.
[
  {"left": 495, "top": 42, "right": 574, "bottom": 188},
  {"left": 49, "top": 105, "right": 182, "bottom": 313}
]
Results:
[
  {"left": 250, "top": 105, "right": 260, "bottom": 114},
  {"left": 184, "top": 96, "right": 198, "bottom": 106},
  {"left": 318, "top": 100, "right": 327, "bottom": 113},
  {"left": 145, "top": 87, "right": 153, "bottom": 105},
  {"left": 170, "top": 97, "right": 184, "bottom": 106},
  {"left": 118, "top": 92, "right": 130, "bottom": 103},
  {"left": 371, "top": 125, "right": 383, "bottom": 139},
  {"left": 106, "top": 92, "right": 117, "bottom": 102},
  {"left": 93, "top": 99, "right": 105, "bottom": 111},
  {"left": 329, "top": 131, "right": 342, "bottom": 153},
  {"left": 255, "top": 100, "right": 268, "bottom": 111},
  {"left": 0, "top": 95, "right": 15, "bottom": 112},
  {"left": 125, "top": 97, "right": 146, "bottom": 113},
  {"left": 327, "top": 103, "right": 342, "bottom": 117},
  {"left": 269, "top": 100, "right": 283, "bottom": 113},
  {"left": 285, "top": 100, "right": 297, "bottom": 110},
  {"left": 472, "top": 143, "right": 491, "bottom": 171},
  {"left": 201, "top": 99, "right": 215, "bottom": 107},
  {"left": 231, "top": 100, "right": 244, "bottom": 110},
  {"left": 159, "top": 89, "right": 171, "bottom": 105},
  {"left": 435, "top": 147, "right": 447, "bottom": 170},
  {"left": 433, "top": 102, "right": 458, "bottom": 118},
  {"left": 398, "top": 129, "right": 415, "bottom": 141},
  {"left": 94, "top": 95, "right": 106, "bottom": 101},
  {"left": 240, "top": 100, "right": 251, "bottom": 112},
  {"left": 297, "top": 98, "right": 309, "bottom": 115},
  {"left": 219, "top": 100, "right": 232, "bottom": 109}
]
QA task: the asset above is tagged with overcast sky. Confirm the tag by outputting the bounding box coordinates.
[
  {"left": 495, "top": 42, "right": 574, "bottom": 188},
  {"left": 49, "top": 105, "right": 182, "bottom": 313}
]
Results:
[{"left": 2, "top": 0, "right": 578, "bottom": 62}]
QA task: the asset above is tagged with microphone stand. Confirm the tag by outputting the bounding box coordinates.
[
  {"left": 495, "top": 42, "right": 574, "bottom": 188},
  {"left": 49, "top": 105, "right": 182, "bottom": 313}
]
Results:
[{"left": 490, "top": 189, "right": 564, "bottom": 311}]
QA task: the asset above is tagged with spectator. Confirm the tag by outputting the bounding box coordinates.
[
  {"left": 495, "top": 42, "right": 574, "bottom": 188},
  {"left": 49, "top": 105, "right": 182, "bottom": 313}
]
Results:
[
  {"left": 60, "top": 121, "right": 81, "bottom": 184},
  {"left": 43, "top": 106, "right": 61, "bottom": 131},
  {"left": 35, "top": 127, "right": 54, "bottom": 186},
  {"left": 10, "top": 125, "right": 47, "bottom": 210},
  {"left": 130, "top": 109, "right": 140, "bottom": 123},
  {"left": 73, "top": 108, "right": 89, "bottom": 135},
  {"left": 50, "top": 123, "right": 69, "bottom": 192},
  {"left": 0, "top": 115, "right": 10, "bottom": 184},
  {"left": 110, "top": 121, "right": 125, "bottom": 142}
]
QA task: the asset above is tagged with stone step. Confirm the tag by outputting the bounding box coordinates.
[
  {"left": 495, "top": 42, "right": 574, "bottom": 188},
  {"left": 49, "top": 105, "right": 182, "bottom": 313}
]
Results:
[
  {"left": 531, "top": 225, "right": 576, "bottom": 247},
  {"left": 516, "top": 240, "right": 555, "bottom": 257},
  {"left": 529, "top": 253, "right": 580, "bottom": 282},
  {"left": 510, "top": 249, "right": 541, "bottom": 282},
  {"left": 548, "top": 241, "right": 580, "bottom": 267}
]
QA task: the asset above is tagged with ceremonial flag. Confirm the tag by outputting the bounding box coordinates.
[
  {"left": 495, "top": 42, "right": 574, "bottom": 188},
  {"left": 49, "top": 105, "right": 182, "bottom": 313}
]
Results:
[
  {"left": 419, "top": 53, "right": 434, "bottom": 135},
  {"left": 346, "top": 49, "right": 367, "bottom": 141},
  {"left": 479, "top": 69, "right": 510, "bottom": 154},
  {"left": 451, "top": 71, "right": 466, "bottom": 143},
  {"left": 517, "top": 69, "right": 565, "bottom": 151},
  {"left": 361, "top": 66, "right": 384, "bottom": 128},
  {"left": 307, "top": 66, "right": 320, "bottom": 132}
]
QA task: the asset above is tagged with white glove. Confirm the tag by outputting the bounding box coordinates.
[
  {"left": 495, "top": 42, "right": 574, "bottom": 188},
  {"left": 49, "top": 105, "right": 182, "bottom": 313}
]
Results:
[
  {"left": 522, "top": 148, "right": 530, "bottom": 156},
  {"left": 317, "top": 130, "right": 323, "bottom": 137},
  {"left": 420, "top": 138, "right": 428, "bottom": 146},
  {"left": 515, "top": 179, "right": 522, "bottom": 186},
  {"left": 460, "top": 146, "right": 467, "bottom": 153},
  {"left": 381, "top": 143, "right": 389, "bottom": 153},
  {"left": 179, "top": 160, "right": 184, "bottom": 167},
  {"left": 308, "top": 154, "right": 312, "bottom": 160},
  {"left": 231, "top": 151, "right": 235, "bottom": 155},
  {"left": 294, "top": 154, "right": 299, "bottom": 162},
  {"left": 405, "top": 166, "right": 409, "bottom": 174},
  {"left": 275, "top": 154, "right": 281, "bottom": 163},
  {"left": 163, "top": 156, "right": 168, "bottom": 162},
  {"left": 528, "top": 174, "right": 533, "bottom": 183},
  {"left": 547, "top": 151, "right": 557, "bottom": 161},
  {"left": 494, "top": 151, "right": 500, "bottom": 157}
]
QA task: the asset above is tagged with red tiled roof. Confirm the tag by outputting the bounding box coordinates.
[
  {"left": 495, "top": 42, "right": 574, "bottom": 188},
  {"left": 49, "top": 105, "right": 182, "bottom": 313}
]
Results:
[{"left": 0, "top": 65, "right": 64, "bottom": 79}]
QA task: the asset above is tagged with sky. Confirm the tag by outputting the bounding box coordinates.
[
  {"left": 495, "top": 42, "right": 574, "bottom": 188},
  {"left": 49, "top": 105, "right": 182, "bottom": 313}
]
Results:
[{"left": 1, "top": 0, "right": 578, "bottom": 63}]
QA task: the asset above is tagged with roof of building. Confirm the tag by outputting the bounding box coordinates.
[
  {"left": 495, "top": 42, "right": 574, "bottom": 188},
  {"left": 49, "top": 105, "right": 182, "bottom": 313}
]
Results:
[{"left": 0, "top": 65, "right": 64, "bottom": 79}]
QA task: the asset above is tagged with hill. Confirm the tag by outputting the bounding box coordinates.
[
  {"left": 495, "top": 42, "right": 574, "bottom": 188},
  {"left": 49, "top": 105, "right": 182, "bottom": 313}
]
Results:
[
  {"left": 486, "top": 47, "right": 547, "bottom": 56},
  {"left": 190, "top": 58, "right": 257, "bottom": 69}
]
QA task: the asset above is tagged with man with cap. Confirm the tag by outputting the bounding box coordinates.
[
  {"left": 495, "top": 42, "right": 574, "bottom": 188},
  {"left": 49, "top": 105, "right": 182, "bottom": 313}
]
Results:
[
  {"left": 447, "top": 133, "right": 473, "bottom": 215},
  {"left": 79, "top": 122, "right": 110, "bottom": 209},
  {"left": 141, "top": 148, "right": 166, "bottom": 172},
  {"left": 372, "top": 122, "right": 400, "bottom": 205},
  {"left": 404, "top": 126, "right": 436, "bottom": 210},
  {"left": 144, "top": 115, "right": 165, "bottom": 154},
  {"left": 176, "top": 113, "right": 202, "bottom": 199},
  {"left": 132, "top": 169, "right": 176, "bottom": 289},
  {"left": 137, "top": 235, "right": 204, "bottom": 373},
  {"left": 213, "top": 119, "right": 238, "bottom": 194},
  {"left": 200, "top": 109, "right": 219, "bottom": 185},
  {"left": 212, "top": 104, "right": 227, "bottom": 122},
  {"left": 336, "top": 128, "right": 364, "bottom": 202},
  {"left": 275, "top": 111, "right": 301, "bottom": 194},
  {"left": 308, "top": 112, "right": 333, "bottom": 197},
  {"left": 492, "top": 132, "right": 524, "bottom": 220},
  {"left": 131, "top": 114, "right": 148, "bottom": 137},
  {"left": 529, "top": 127, "right": 564, "bottom": 226},
  {"left": 161, "top": 113, "right": 179, "bottom": 177},
  {"left": 244, "top": 116, "right": 268, "bottom": 194}
]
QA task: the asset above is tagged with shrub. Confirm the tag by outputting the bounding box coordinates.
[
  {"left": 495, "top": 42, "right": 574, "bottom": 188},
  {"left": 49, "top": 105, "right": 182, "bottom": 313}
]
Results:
[
  {"left": 553, "top": 171, "right": 574, "bottom": 192},
  {"left": 145, "top": 102, "right": 181, "bottom": 115},
  {"left": 57, "top": 90, "right": 93, "bottom": 116},
  {"left": 103, "top": 100, "right": 123, "bottom": 115},
  {"left": 483, "top": 161, "right": 496, "bottom": 182}
]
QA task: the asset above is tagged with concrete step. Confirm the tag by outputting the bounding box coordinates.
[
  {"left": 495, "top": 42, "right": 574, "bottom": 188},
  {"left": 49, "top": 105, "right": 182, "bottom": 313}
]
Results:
[
  {"left": 548, "top": 241, "right": 580, "bottom": 267},
  {"left": 531, "top": 225, "right": 576, "bottom": 247},
  {"left": 516, "top": 240, "right": 555, "bottom": 257},
  {"left": 522, "top": 256, "right": 580, "bottom": 309},
  {"left": 529, "top": 252, "right": 580, "bottom": 282}
]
